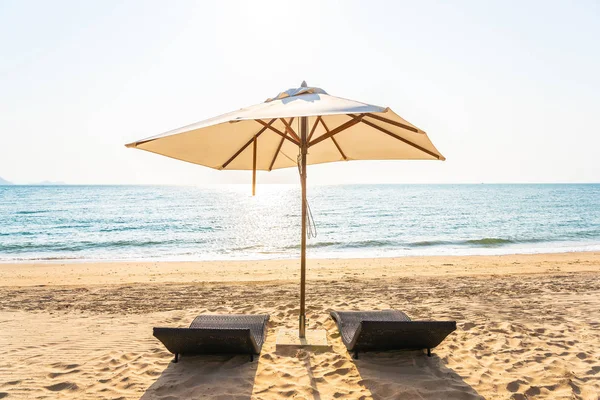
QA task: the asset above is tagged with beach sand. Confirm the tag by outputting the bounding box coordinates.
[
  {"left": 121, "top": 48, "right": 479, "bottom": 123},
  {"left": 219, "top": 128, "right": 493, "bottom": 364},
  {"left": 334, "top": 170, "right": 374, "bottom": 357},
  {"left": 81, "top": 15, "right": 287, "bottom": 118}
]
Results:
[{"left": 0, "top": 252, "right": 599, "bottom": 399}]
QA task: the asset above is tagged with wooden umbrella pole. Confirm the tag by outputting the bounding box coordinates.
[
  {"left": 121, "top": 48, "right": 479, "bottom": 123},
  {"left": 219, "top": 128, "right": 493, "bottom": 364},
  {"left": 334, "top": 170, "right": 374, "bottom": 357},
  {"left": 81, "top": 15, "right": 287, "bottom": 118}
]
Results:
[
  {"left": 252, "top": 137, "right": 257, "bottom": 196},
  {"left": 299, "top": 114, "right": 308, "bottom": 338}
]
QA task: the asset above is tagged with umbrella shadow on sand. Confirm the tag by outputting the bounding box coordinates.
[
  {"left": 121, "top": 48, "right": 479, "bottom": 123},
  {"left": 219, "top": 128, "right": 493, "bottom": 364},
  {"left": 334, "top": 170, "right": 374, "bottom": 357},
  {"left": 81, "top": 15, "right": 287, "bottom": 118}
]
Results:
[
  {"left": 140, "top": 355, "right": 257, "bottom": 399},
  {"left": 351, "top": 350, "right": 484, "bottom": 399}
]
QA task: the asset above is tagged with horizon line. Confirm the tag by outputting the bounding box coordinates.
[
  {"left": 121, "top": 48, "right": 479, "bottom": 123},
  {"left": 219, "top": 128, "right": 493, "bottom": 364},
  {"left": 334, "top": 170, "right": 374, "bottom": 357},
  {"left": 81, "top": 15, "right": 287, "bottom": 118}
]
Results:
[{"left": 2, "top": 182, "right": 600, "bottom": 186}]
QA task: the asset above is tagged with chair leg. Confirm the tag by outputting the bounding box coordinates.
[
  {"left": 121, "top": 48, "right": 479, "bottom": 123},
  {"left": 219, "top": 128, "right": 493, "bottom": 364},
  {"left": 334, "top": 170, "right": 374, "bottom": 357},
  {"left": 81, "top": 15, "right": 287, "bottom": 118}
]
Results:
[
  {"left": 250, "top": 354, "right": 254, "bottom": 362},
  {"left": 427, "top": 348, "right": 431, "bottom": 357},
  {"left": 353, "top": 351, "right": 359, "bottom": 360},
  {"left": 173, "top": 353, "right": 179, "bottom": 363}
]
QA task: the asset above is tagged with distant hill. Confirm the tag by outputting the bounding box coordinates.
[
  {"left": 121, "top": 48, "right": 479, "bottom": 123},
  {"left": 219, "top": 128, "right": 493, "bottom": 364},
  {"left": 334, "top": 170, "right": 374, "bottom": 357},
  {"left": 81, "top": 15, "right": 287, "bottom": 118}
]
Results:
[{"left": 0, "top": 177, "right": 67, "bottom": 185}]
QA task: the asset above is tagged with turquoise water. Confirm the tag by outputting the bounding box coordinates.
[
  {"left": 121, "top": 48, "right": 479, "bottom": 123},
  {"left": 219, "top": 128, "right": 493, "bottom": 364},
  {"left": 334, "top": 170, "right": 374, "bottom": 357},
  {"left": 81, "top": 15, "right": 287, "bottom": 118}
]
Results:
[{"left": 1, "top": 184, "right": 599, "bottom": 262}]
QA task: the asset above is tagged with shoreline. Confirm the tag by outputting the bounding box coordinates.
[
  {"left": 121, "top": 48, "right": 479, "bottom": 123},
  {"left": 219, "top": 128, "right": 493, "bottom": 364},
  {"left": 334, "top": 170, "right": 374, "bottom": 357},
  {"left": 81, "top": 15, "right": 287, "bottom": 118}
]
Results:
[
  {"left": 2, "top": 243, "right": 600, "bottom": 265},
  {"left": 1, "top": 251, "right": 598, "bottom": 287}
]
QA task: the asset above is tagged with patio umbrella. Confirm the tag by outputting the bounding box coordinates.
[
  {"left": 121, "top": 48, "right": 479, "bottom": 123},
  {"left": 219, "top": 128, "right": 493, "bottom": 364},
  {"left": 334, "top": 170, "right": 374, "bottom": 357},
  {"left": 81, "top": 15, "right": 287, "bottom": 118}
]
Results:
[{"left": 125, "top": 82, "right": 445, "bottom": 338}]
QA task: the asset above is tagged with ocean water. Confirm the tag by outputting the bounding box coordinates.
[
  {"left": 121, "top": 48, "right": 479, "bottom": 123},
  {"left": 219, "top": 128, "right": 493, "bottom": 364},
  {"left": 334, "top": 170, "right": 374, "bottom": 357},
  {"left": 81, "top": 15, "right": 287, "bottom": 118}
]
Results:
[{"left": 0, "top": 184, "right": 599, "bottom": 262}]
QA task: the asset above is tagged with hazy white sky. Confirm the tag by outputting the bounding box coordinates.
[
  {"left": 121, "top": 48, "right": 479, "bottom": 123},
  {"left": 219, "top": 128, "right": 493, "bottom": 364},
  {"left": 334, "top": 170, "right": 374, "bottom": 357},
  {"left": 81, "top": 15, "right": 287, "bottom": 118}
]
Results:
[{"left": 1, "top": 0, "right": 599, "bottom": 185}]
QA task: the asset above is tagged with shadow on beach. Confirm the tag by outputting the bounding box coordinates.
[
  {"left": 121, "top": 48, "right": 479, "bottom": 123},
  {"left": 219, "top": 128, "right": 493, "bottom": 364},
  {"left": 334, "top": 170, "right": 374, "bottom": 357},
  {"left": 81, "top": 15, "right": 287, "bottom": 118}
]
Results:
[
  {"left": 141, "top": 349, "right": 483, "bottom": 400},
  {"left": 140, "top": 354, "right": 258, "bottom": 400},
  {"left": 351, "top": 350, "right": 484, "bottom": 399}
]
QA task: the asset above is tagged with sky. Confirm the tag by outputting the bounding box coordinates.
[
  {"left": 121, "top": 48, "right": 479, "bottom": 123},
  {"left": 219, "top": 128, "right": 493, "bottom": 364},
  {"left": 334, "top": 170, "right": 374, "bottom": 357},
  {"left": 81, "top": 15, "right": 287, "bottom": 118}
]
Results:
[{"left": 0, "top": 0, "right": 599, "bottom": 185}]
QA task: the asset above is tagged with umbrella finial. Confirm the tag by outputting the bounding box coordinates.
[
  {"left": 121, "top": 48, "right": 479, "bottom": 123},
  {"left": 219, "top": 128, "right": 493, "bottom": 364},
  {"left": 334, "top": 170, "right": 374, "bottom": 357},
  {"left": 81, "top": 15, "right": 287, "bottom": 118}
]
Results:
[{"left": 301, "top": 80, "right": 308, "bottom": 88}]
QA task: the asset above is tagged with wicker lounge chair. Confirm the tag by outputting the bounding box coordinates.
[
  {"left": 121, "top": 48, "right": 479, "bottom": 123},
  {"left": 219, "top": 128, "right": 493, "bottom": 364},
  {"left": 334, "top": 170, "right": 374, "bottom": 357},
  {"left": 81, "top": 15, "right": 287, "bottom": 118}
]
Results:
[
  {"left": 330, "top": 310, "right": 456, "bottom": 359},
  {"left": 153, "top": 314, "right": 270, "bottom": 362}
]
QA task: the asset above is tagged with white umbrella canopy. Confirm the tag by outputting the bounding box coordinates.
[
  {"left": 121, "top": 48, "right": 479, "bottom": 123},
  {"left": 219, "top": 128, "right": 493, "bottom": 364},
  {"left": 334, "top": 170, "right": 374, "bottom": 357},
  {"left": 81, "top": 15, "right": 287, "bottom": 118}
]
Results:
[
  {"left": 126, "top": 82, "right": 445, "bottom": 339},
  {"left": 125, "top": 83, "right": 444, "bottom": 171}
]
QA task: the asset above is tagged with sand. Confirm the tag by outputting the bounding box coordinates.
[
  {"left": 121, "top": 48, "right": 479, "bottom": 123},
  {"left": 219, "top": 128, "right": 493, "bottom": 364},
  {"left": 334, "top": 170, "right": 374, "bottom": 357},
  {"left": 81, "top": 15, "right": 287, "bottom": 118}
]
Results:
[{"left": 0, "top": 252, "right": 599, "bottom": 399}]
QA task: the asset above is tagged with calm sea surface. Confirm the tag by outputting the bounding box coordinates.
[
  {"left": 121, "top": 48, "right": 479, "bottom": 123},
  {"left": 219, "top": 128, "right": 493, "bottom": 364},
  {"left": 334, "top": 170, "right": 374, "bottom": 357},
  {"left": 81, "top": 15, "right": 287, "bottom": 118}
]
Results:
[{"left": 1, "top": 184, "right": 599, "bottom": 262}]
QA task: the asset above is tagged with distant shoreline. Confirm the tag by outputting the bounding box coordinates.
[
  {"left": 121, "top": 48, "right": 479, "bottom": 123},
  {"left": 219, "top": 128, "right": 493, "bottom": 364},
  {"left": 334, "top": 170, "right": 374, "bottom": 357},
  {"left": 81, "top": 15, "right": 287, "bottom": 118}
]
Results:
[{"left": 2, "top": 248, "right": 600, "bottom": 265}]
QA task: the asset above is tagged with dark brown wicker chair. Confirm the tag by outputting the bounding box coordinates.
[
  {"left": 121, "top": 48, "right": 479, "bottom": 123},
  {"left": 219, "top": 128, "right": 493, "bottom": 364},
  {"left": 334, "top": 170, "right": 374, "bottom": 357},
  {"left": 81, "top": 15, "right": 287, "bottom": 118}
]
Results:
[
  {"left": 330, "top": 310, "right": 456, "bottom": 359},
  {"left": 153, "top": 314, "right": 270, "bottom": 362}
]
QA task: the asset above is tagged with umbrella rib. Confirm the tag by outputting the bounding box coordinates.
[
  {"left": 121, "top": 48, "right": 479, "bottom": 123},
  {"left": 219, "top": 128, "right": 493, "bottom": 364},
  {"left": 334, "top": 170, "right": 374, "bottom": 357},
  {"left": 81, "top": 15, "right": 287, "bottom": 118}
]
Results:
[
  {"left": 307, "top": 116, "right": 321, "bottom": 142},
  {"left": 221, "top": 118, "right": 277, "bottom": 169},
  {"left": 268, "top": 118, "right": 294, "bottom": 171},
  {"left": 307, "top": 114, "right": 363, "bottom": 147},
  {"left": 279, "top": 150, "right": 297, "bottom": 164},
  {"left": 280, "top": 118, "right": 300, "bottom": 142},
  {"left": 256, "top": 120, "right": 300, "bottom": 146},
  {"left": 365, "top": 113, "right": 420, "bottom": 133},
  {"left": 320, "top": 117, "right": 347, "bottom": 160},
  {"left": 330, "top": 136, "right": 347, "bottom": 160},
  {"left": 360, "top": 117, "right": 442, "bottom": 159}
]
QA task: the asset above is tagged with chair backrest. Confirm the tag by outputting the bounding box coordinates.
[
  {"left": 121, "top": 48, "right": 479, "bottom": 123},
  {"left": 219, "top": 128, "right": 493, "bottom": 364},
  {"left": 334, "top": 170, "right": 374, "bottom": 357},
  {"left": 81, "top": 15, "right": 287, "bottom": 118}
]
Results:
[
  {"left": 351, "top": 321, "right": 457, "bottom": 352},
  {"left": 153, "top": 327, "right": 258, "bottom": 355}
]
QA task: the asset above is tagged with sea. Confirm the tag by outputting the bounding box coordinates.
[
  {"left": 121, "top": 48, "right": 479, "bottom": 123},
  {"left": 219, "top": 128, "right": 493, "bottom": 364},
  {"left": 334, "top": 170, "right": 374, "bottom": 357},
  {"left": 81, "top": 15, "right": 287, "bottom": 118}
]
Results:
[{"left": 1, "top": 184, "right": 599, "bottom": 262}]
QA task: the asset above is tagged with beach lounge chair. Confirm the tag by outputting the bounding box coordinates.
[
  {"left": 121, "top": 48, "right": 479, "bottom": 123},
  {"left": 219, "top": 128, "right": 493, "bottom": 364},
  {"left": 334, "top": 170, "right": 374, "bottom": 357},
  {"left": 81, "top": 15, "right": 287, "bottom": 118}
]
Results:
[
  {"left": 153, "top": 314, "right": 270, "bottom": 362},
  {"left": 330, "top": 310, "right": 456, "bottom": 359}
]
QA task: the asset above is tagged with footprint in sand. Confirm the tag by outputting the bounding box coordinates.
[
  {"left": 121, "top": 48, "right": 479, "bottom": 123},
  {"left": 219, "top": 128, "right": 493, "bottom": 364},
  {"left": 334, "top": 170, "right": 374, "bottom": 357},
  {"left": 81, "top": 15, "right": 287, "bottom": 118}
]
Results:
[
  {"left": 506, "top": 379, "right": 528, "bottom": 392},
  {"left": 47, "top": 369, "right": 81, "bottom": 379},
  {"left": 588, "top": 366, "right": 600, "bottom": 375},
  {"left": 524, "top": 386, "right": 541, "bottom": 396},
  {"left": 44, "top": 382, "right": 79, "bottom": 392},
  {"left": 462, "top": 322, "right": 476, "bottom": 331}
]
